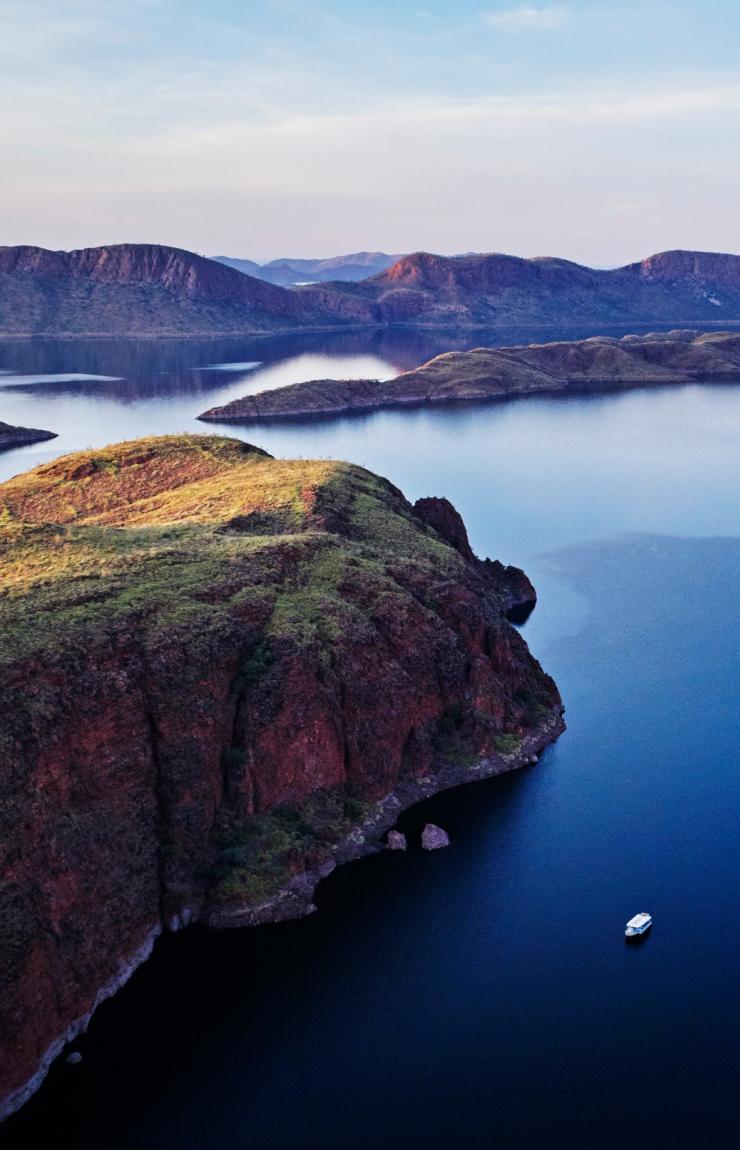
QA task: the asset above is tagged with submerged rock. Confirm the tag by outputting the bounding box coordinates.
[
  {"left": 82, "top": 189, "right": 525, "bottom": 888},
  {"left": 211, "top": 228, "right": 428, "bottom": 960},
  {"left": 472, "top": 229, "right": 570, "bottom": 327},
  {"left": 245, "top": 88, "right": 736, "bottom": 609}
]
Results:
[
  {"left": 386, "top": 830, "right": 407, "bottom": 851},
  {"left": 65, "top": 1052, "right": 82, "bottom": 1066},
  {"left": 421, "top": 824, "right": 450, "bottom": 850}
]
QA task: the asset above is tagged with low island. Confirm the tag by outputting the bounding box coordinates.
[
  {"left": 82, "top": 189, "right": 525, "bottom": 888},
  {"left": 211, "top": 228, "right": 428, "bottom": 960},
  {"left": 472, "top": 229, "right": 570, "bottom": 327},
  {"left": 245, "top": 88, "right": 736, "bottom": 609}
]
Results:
[
  {"left": 198, "top": 330, "right": 740, "bottom": 423},
  {"left": 0, "top": 420, "right": 56, "bottom": 450},
  {"left": 0, "top": 434, "right": 563, "bottom": 1120}
]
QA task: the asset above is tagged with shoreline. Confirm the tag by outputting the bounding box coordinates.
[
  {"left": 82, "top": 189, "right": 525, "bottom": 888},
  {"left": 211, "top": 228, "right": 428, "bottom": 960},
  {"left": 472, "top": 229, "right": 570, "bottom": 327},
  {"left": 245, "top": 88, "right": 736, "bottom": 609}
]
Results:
[
  {"left": 0, "top": 928, "right": 162, "bottom": 1123},
  {"left": 2, "top": 319, "right": 740, "bottom": 343},
  {"left": 205, "top": 708, "right": 565, "bottom": 929},
  {"left": 1, "top": 708, "right": 564, "bottom": 1122}
]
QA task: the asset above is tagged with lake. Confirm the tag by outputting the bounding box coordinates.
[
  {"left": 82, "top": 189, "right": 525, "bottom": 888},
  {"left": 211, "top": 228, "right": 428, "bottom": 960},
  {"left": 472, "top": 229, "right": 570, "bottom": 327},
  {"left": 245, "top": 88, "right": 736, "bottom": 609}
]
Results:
[{"left": 3, "top": 328, "right": 740, "bottom": 1147}]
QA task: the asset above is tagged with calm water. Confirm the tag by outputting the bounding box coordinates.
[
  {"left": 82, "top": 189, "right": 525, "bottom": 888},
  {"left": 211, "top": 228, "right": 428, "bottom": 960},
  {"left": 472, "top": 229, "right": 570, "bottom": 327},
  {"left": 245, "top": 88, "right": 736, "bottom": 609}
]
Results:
[{"left": 4, "top": 329, "right": 740, "bottom": 1147}]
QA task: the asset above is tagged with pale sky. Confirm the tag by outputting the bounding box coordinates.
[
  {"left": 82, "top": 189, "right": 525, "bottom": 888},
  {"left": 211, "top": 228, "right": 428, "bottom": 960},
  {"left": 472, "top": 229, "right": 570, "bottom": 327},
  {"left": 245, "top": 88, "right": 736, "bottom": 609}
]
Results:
[{"left": 2, "top": 0, "right": 739, "bottom": 263}]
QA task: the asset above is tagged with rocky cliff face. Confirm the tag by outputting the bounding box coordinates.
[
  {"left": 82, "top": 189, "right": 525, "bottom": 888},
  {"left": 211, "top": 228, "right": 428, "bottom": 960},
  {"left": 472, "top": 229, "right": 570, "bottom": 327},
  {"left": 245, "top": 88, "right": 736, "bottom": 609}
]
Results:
[
  {"left": 0, "top": 435, "right": 563, "bottom": 1119},
  {"left": 198, "top": 330, "right": 740, "bottom": 423},
  {"left": 625, "top": 249, "right": 740, "bottom": 287},
  {"left": 0, "top": 244, "right": 335, "bottom": 335}
]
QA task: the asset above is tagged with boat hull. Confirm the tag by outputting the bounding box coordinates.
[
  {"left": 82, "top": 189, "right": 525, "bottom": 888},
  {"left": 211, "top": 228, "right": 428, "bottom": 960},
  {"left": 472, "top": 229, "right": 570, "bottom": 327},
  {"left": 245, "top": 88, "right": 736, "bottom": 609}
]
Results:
[{"left": 625, "top": 924, "right": 652, "bottom": 939}]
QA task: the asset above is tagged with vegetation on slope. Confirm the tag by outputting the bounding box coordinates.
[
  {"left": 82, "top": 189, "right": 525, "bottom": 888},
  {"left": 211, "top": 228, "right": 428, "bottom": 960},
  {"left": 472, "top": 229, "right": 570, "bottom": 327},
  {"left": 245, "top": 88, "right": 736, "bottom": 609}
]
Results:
[
  {"left": 0, "top": 434, "right": 563, "bottom": 1116},
  {"left": 0, "top": 434, "right": 558, "bottom": 904}
]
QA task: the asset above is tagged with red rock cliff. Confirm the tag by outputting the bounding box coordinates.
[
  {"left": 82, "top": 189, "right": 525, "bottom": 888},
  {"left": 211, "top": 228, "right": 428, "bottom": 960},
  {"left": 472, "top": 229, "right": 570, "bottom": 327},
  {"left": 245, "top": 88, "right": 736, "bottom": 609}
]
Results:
[
  {"left": 0, "top": 244, "right": 342, "bottom": 334},
  {"left": 0, "top": 435, "right": 563, "bottom": 1118}
]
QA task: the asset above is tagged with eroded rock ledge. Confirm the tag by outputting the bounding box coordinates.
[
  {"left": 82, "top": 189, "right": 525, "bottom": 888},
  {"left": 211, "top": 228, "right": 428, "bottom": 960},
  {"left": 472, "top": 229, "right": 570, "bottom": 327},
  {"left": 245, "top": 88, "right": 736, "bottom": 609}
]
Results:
[
  {"left": 198, "top": 329, "right": 740, "bottom": 423},
  {"left": 0, "top": 435, "right": 563, "bottom": 1119}
]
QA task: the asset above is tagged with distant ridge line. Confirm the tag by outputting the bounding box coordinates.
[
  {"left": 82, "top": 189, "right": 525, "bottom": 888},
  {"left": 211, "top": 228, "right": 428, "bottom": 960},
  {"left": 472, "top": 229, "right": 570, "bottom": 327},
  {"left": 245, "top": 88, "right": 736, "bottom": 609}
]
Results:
[{"left": 3, "top": 243, "right": 740, "bottom": 336}]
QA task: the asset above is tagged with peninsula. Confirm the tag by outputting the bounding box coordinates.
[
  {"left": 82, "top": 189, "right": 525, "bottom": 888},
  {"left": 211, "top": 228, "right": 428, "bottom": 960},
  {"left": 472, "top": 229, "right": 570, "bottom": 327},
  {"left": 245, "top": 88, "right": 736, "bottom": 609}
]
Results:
[
  {"left": 0, "top": 434, "right": 563, "bottom": 1120},
  {"left": 0, "top": 421, "right": 57, "bottom": 450},
  {"left": 198, "top": 330, "right": 740, "bottom": 423}
]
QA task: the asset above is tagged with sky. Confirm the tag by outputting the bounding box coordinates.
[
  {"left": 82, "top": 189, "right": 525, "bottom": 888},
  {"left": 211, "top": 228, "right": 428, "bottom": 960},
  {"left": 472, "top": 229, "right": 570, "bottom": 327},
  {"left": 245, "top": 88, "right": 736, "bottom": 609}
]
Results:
[{"left": 1, "top": 0, "right": 740, "bottom": 263}]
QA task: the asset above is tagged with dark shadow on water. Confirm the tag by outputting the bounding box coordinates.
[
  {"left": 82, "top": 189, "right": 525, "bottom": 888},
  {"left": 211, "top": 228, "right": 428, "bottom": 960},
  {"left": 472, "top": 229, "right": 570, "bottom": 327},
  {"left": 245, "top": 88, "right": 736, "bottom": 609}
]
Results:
[
  {"left": 624, "top": 931, "right": 652, "bottom": 948},
  {"left": 4, "top": 760, "right": 545, "bottom": 1149},
  {"left": 7, "top": 535, "right": 740, "bottom": 1148}
]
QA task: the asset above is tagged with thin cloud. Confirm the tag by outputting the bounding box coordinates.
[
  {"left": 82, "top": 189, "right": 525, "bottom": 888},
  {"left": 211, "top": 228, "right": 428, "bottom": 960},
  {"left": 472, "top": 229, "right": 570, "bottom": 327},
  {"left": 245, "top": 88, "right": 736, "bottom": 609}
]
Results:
[{"left": 484, "top": 5, "right": 572, "bottom": 30}]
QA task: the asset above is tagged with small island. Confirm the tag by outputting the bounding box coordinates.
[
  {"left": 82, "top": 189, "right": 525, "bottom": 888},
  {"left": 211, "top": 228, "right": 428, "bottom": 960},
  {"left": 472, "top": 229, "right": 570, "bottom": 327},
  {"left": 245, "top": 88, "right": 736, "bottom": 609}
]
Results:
[
  {"left": 198, "top": 330, "right": 740, "bottom": 423},
  {"left": 0, "top": 420, "right": 56, "bottom": 451}
]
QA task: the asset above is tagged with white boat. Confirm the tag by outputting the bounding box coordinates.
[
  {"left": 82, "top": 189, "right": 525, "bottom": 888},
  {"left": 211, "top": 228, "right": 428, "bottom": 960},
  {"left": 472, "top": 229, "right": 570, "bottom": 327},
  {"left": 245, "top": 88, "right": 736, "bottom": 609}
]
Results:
[{"left": 625, "top": 912, "right": 653, "bottom": 938}]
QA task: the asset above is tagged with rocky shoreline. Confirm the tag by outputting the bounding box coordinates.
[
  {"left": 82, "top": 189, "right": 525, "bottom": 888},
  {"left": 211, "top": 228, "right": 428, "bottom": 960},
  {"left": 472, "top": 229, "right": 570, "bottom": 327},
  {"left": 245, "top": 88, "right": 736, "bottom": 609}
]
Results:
[
  {"left": 205, "top": 708, "right": 565, "bottom": 928},
  {"left": 0, "top": 929, "right": 161, "bottom": 1122},
  {"left": 0, "top": 707, "right": 564, "bottom": 1123}
]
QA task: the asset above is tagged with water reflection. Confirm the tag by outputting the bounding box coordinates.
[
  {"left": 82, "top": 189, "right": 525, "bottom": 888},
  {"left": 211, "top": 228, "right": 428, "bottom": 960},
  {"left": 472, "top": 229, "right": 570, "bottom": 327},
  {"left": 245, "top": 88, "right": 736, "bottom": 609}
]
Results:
[
  {"left": 3, "top": 322, "right": 739, "bottom": 489},
  {"left": 0, "top": 319, "right": 707, "bottom": 397}
]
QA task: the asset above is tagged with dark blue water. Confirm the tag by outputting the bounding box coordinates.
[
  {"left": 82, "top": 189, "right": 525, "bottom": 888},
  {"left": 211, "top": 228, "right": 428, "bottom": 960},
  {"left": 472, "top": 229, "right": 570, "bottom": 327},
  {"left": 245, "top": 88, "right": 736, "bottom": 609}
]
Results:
[{"left": 3, "top": 331, "right": 740, "bottom": 1147}]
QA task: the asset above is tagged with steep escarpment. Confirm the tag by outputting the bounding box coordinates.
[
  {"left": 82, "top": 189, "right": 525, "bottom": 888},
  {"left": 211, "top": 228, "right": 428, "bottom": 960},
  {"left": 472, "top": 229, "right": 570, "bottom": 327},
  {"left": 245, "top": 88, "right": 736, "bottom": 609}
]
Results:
[
  {"left": 198, "top": 329, "right": 740, "bottom": 422},
  {"left": 303, "top": 248, "right": 740, "bottom": 327},
  {"left": 0, "top": 244, "right": 343, "bottom": 336},
  {"left": 0, "top": 435, "right": 563, "bottom": 1119},
  {"left": 0, "top": 421, "right": 56, "bottom": 450}
]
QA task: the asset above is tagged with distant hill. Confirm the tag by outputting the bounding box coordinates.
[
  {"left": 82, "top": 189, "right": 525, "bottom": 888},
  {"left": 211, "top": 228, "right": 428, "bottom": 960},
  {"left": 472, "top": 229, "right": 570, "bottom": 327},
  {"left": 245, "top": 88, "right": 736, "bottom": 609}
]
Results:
[
  {"left": 301, "top": 249, "right": 740, "bottom": 327},
  {"left": 0, "top": 244, "right": 353, "bottom": 336},
  {"left": 210, "top": 256, "right": 262, "bottom": 277},
  {"left": 5, "top": 244, "right": 740, "bottom": 337},
  {"left": 214, "top": 251, "right": 401, "bottom": 286}
]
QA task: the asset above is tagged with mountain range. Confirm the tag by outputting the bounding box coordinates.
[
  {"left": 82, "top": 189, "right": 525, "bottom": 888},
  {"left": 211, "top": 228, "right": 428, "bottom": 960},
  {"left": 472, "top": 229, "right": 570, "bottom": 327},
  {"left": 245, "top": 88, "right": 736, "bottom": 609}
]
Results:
[
  {"left": 3, "top": 244, "right": 740, "bottom": 337},
  {"left": 320, "top": 249, "right": 740, "bottom": 327},
  {"left": 213, "top": 251, "right": 400, "bottom": 286}
]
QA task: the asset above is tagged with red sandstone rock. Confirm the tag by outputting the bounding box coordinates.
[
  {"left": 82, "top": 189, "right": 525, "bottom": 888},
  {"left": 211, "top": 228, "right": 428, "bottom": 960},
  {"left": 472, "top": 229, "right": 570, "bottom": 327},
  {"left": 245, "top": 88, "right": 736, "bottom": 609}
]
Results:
[
  {"left": 421, "top": 824, "right": 450, "bottom": 850},
  {"left": 0, "top": 437, "right": 563, "bottom": 1119}
]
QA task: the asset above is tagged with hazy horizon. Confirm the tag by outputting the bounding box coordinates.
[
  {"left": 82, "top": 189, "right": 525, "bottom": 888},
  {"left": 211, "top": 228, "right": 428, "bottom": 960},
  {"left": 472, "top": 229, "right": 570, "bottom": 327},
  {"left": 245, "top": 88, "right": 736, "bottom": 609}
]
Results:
[
  {"left": 3, "top": 1, "right": 740, "bottom": 264},
  {"left": 5, "top": 242, "right": 740, "bottom": 270}
]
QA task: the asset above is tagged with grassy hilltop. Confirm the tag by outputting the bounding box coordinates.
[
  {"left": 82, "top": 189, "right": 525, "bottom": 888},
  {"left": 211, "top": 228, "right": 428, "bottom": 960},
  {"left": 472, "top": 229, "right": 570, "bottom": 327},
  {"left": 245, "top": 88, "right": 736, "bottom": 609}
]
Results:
[{"left": 0, "top": 435, "right": 465, "bottom": 662}]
